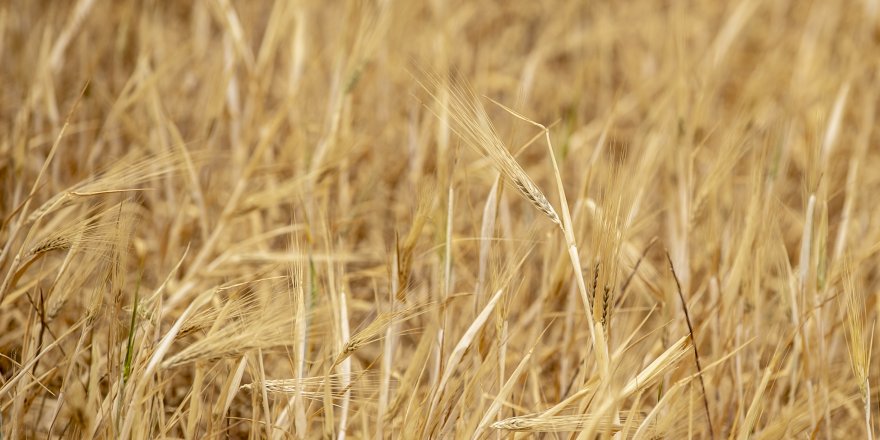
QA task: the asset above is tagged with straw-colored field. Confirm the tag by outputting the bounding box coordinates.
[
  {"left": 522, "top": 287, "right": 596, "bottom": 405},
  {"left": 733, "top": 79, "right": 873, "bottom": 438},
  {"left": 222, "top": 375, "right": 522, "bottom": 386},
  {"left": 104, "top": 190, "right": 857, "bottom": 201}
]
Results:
[{"left": 2, "top": 0, "right": 879, "bottom": 438}]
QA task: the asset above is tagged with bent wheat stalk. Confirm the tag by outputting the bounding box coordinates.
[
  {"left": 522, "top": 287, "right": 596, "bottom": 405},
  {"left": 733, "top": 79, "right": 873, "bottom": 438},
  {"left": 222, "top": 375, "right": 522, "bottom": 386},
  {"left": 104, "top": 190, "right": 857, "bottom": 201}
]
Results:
[{"left": 419, "top": 72, "right": 611, "bottom": 381}]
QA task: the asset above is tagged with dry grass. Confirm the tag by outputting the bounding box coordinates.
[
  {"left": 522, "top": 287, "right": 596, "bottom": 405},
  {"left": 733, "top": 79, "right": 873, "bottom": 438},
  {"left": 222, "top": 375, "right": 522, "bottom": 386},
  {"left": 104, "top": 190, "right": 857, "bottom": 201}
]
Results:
[{"left": 2, "top": 0, "right": 880, "bottom": 438}]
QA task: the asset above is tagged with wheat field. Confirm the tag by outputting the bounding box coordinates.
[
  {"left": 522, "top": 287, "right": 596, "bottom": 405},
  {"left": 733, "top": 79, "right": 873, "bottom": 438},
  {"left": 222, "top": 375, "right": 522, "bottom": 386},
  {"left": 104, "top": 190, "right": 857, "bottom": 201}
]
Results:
[{"left": 1, "top": 0, "right": 879, "bottom": 438}]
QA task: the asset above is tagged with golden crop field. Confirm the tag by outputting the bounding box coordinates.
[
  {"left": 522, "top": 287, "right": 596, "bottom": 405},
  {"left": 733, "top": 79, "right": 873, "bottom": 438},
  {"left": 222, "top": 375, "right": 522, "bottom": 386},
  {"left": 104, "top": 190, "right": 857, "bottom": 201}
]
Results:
[{"left": 1, "top": 0, "right": 878, "bottom": 438}]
